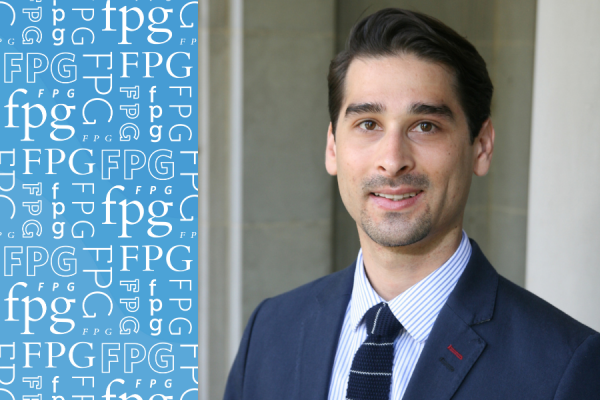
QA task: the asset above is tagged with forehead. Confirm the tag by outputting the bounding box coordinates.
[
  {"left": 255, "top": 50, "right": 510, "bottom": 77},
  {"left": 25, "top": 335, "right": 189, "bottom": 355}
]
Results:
[{"left": 342, "top": 55, "right": 461, "bottom": 114}]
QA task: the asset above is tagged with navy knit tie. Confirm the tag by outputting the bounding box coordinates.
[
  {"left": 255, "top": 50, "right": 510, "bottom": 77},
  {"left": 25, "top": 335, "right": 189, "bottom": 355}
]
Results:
[{"left": 346, "top": 302, "right": 402, "bottom": 400}]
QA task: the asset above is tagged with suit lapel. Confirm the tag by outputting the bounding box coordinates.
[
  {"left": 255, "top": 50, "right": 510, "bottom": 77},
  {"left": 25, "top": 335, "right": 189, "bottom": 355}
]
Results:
[
  {"left": 403, "top": 240, "right": 498, "bottom": 400},
  {"left": 292, "top": 240, "right": 498, "bottom": 399},
  {"left": 296, "top": 262, "right": 355, "bottom": 400},
  {"left": 402, "top": 306, "right": 486, "bottom": 400}
]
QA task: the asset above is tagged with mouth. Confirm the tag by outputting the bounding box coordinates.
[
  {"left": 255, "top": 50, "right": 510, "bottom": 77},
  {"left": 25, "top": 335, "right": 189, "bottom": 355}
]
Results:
[
  {"left": 369, "top": 190, "right": 424, "bottom": 211},
  {"left": 372, "top": 191, "right": 421, "bottom": 201}
]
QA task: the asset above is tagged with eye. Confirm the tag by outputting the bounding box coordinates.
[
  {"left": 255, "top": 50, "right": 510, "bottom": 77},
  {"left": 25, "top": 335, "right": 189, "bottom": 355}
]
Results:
[
  {"left": 414, "top": 121, "right": 436, "bottom": 133},
  {"left": 358, "top": 120, "right": 380, "bottom": 131}
]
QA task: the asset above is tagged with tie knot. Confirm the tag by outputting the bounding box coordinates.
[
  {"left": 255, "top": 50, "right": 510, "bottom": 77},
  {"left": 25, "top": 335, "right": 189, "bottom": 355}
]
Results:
[{"left": 364, "top": 303, "right": 402, "bottom": 338}]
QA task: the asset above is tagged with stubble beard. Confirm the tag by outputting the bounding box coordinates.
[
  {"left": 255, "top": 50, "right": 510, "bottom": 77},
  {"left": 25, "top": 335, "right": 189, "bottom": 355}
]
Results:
[
  {"left": 359, "top": 204, "right": 432, "bottom": 247},
  {"left": 358, "top": 173, "right": 432, "bottom": 247}
]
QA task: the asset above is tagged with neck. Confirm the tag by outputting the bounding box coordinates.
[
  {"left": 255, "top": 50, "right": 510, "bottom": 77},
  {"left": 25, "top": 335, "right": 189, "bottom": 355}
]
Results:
[{"left": 358, "top": 226, "right": 464, "bottom": 301}]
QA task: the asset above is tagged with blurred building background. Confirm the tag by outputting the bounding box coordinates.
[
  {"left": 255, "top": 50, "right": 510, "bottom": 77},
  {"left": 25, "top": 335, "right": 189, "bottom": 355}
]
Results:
[{"left": 199, "top": 0, "right": 600, "bottom": 398}]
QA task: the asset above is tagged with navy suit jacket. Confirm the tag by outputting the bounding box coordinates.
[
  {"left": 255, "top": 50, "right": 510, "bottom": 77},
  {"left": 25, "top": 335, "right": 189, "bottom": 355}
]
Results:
[{"left": 224, "top": 240, "right": 600, "bottom": 399}]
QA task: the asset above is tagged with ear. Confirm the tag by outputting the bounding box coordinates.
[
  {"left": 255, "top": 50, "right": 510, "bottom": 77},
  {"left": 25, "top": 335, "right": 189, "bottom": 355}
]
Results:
[
  {"left": 473, "top": 118, "right": 494, "bottom": 177},
  {"left": 325, "top": 122, "right": 338, "bottom": 176}
]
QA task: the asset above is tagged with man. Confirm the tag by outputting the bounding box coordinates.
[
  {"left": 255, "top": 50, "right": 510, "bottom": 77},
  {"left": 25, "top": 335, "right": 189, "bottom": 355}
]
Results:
[{"left": 224, "top": 8, "right": 600, "bottom": 400}]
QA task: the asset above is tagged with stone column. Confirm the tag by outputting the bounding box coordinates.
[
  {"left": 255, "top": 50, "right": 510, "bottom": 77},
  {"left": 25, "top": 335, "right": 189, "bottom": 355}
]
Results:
[
  {"left": 526, "top": 0, "right": 600, "bottom": 331},
  {"left": 241, "top": 0, "right": 336, "bottom": 323},
  {"left": 202, "top": 1, "right": 337, "bottom": 398}
]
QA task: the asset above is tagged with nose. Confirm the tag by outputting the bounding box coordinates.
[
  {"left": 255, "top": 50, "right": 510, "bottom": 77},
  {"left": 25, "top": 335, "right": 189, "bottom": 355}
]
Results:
[{"left": 376, "top": 129, "right": 415, "bottom": 176}]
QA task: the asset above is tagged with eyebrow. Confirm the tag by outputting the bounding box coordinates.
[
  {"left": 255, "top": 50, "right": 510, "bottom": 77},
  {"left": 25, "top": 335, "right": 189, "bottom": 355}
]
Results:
[
  {"left": 344, "top": 102, "right": 386, "bottom": 118},
  {"left": 343, "top": 101, "right": 455, "bottom": 121},
  {"left": 408, "top": 102, "right": 455, "bottom": 121}
]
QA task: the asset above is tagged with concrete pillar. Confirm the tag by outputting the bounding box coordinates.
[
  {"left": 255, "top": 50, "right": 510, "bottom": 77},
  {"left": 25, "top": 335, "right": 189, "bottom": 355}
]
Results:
[
  {"left": 203, "top": 1, "right": 337, "bottom": 398},
  {"left": 526, "top": 0, "right": 600, "bottom": 331},
  {"left": 242, "top": 0, "right": 336, "bottom": 325},
  {"left": 484, "top": 0, "right": 537, "bottom": 286},
  {"left": 202, "top": 1, "right": 237, "bottom": 399}
]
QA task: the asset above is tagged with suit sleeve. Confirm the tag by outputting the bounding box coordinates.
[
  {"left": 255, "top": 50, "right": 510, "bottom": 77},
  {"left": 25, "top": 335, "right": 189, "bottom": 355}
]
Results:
[
  {"left": 223, "top": 299, "right": 269, "bottom": 400},
  {"left": 553, "top": 332, "right": 600, "bottom": 399}
]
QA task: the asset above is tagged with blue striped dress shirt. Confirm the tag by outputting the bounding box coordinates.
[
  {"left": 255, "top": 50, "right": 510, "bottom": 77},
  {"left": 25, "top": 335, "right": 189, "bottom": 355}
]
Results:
[{"left": 327, "top": 231, "right": 472, "bottom": 400}]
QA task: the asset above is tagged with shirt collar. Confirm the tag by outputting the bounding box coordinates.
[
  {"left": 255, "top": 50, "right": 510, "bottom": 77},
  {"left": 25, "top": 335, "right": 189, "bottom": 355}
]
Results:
[{"left": 349, "top": 231, "right": 472, "bottom": 343}]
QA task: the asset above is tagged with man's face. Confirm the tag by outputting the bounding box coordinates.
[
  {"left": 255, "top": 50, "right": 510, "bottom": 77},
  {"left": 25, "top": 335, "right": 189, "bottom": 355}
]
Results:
[{"left": 325, "top": 54, "right": 493, "bottom": 248}]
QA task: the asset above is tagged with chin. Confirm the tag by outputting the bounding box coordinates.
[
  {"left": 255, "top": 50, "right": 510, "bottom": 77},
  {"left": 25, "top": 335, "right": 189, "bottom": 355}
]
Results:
[{"left": 360, "top": 209, "right": 433, "bottom": 248}]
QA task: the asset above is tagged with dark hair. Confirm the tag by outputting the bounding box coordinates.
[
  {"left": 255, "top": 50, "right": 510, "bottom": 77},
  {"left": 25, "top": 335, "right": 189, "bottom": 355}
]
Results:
[{"left": 328, "top": 8, "right": 493, "bottom": 143}]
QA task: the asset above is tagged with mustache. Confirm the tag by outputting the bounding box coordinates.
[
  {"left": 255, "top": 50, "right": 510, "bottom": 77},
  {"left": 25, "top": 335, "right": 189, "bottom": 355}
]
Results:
[{"left": 362, "top": 174, "right": 431, "bottom": 191}]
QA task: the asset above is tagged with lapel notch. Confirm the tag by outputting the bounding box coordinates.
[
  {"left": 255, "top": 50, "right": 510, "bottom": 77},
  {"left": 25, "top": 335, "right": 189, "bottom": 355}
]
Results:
[
  {"left": 402, "top": 306, "right": 487, "bottom": 400},
  {"left": 402, "top": 240, "right": 498, "bottom": 399}
]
